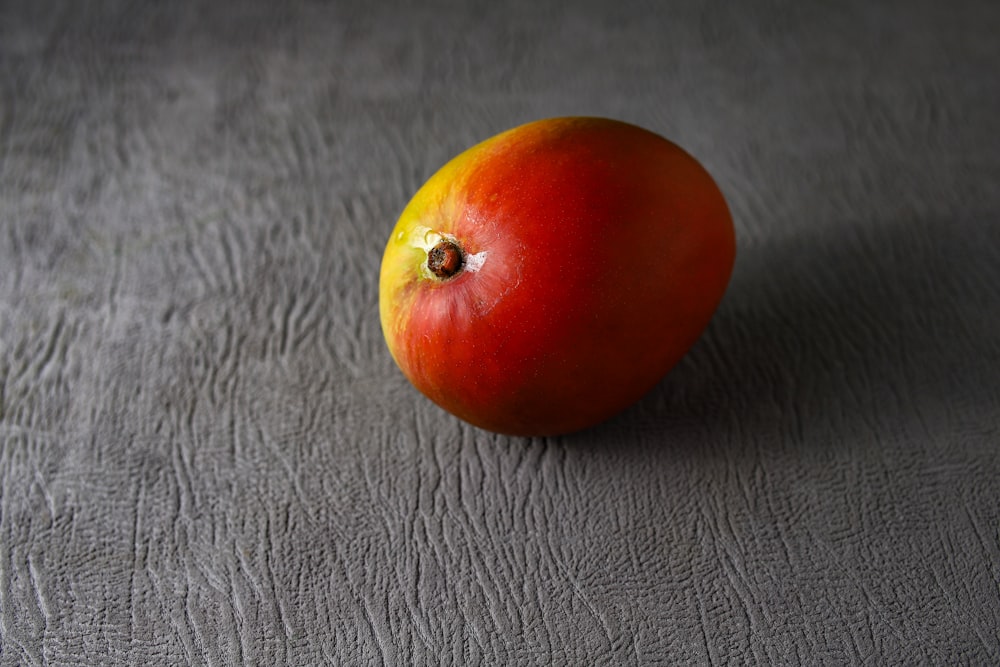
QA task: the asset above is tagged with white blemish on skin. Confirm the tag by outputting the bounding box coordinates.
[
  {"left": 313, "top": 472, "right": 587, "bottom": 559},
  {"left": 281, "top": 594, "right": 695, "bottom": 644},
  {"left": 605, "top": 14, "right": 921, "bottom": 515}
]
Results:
[{"left": 463, "top": 251, "right": 487, "bottom": 272}]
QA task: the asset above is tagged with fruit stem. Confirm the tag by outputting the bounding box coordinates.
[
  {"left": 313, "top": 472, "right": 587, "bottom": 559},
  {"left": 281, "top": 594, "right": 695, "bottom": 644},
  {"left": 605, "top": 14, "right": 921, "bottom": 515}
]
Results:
[{"left": 427, "top": 239, "right": 464, "bottom": 279}]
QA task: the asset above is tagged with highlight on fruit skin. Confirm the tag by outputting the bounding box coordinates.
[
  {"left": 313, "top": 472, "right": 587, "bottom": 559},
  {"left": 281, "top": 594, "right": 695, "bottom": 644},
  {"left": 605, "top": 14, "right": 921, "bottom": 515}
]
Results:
[{"left": 379, "top": 116, "right": 736, "bottom": 436}]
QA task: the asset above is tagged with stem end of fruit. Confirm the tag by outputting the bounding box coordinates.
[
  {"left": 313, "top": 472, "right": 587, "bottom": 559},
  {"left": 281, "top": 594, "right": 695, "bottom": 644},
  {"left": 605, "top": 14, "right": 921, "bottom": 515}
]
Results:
[{"left": 427, "top": 239, "right": 464, "bottom": 279}]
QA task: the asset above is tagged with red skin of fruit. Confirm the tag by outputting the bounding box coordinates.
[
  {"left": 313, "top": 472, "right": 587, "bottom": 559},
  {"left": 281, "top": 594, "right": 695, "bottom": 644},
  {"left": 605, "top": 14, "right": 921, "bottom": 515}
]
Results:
[{"left": 379, "top": 117, "right": 735, "bottom": 436}]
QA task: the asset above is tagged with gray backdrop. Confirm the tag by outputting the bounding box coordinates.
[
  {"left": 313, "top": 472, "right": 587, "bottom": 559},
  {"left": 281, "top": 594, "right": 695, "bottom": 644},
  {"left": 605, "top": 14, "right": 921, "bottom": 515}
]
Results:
[{"left": 2, "top": 1, "right": 999, "bottom": 664}]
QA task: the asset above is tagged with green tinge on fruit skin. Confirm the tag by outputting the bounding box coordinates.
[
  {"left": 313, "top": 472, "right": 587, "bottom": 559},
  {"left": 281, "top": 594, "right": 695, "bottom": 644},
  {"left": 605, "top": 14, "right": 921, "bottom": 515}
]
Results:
[{"left": 379, "top": 139, "right": 488, "bottom": 351}]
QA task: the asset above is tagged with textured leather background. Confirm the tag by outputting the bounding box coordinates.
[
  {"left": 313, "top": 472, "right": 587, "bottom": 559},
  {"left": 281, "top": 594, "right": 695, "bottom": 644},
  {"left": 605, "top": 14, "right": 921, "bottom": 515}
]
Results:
[{"left": 2, "top": 1, "right": 999, "bottom": 664}]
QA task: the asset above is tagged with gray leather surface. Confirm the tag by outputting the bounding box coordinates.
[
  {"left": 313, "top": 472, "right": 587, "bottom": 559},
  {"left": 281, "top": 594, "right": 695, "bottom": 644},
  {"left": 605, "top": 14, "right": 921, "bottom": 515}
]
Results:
[{"left": 2, "top": 1, "right": 999, "bottom": 664}]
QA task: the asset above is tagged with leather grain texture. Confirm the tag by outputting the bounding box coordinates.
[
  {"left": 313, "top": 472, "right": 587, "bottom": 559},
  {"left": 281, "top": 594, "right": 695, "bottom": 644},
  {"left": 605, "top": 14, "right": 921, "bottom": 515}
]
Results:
[{"left": 1, "top": 1, "right": 998, "bottom": 664}]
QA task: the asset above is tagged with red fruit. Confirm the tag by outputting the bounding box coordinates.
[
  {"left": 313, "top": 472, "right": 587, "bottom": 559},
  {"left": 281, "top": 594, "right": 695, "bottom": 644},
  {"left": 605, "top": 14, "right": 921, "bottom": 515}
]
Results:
[{"left": 379, "top": 117, "right": 735, "bottom": 436}]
